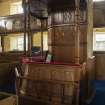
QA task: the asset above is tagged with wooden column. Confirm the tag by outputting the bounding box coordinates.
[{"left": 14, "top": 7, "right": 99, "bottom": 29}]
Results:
[
  {"left": 27, "top": 0, "right": 32, "bottom": 56},
  {"left": 41, "top": 20, "right": 44, "bottom": 56},
  {"left": 31, "top": 32, "right": 34, "bottom": 48},
  {"left": 23, "top": 0, "right": 27, "bottom": 55},
  {"left": 23, "top": 0, "right": 32, "bottom": 56},
  {"left": 75, "top": 0, "right": 80, "bottom": 64},
  {"left": 1, "top": 36, "right": 4, "bottom": 53}
]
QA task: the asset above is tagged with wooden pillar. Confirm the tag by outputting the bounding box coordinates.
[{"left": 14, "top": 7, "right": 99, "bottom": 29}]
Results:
[
  {"left": 75, "top": 0, "right": 80, "bottom": 64},
  {"left": 31, "top": 32, "right": 33, "bottom": 48},
  {"left": 1, "top": 36, "right": 4, "bottom": 53},
  {"left": 23, "top": 0, "right": 32, "bottom": 56},
  {"left": 87, "top": 0, "right": 93, "bottom": 58},
  {"left": 41, "top": 20, "right": 44, "bottom": 56},
  {"left": 23, "top": 0, "right": 27, "bottom": 55},
  {"left": 27, "top": 0, "right": 32, "bottom": 56}
]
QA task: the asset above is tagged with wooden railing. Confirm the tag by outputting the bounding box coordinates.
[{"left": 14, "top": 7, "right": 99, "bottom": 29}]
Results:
[{"left": 0, "top": 14, "right": 47, "bottom": 35}]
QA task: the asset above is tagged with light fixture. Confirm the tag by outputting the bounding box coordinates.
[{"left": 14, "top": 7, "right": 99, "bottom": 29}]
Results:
[{"left": 93, "top": 0, "right": 105, "bottom": 2}]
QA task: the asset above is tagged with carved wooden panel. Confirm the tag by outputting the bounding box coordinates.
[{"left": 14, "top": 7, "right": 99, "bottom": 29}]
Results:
[
  {"left": 63, "top": 11, "right": 74, "bottom": 24},
  {"left": 48, "top": 8, "right": 90, "bottom": 63},
  {"left": 48, "top": 10, "right": 87, "bottom": 27},
  {"left": 54, "top": 26, "right": 75, "bottom": 45},
  {"left": 48, "top": 11, "right": 75, "bottom": 26},
  {"left": 48, "top": 21, "right": 88, "bottom": 63},
  {"left": 79, "top": 11, "right": 87, "bottom": 23},
  {"left": 19, "top": 63, "right": 84, "bottom": 105},
  {"left": 49, "top": 46, "right": 75, "bottom": 63}
]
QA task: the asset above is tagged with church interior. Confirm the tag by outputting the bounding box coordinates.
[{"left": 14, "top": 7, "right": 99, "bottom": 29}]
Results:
[{"left": 0, "top": 0, "right": 105, "bottom": 105}]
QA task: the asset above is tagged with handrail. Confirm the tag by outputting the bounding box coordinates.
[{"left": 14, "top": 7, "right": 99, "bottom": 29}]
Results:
[
  {"left": 0, "top": 14, "right": 24, "bottom": 20},
  {"left": 0, "top": 14, "right": 47, "bottom": 34}
]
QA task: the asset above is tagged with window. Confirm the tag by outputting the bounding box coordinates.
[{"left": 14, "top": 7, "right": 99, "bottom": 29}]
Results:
[
  {"left": 43, "top": 32, "right": 48, "bottom": 51},
  {"left": 93, "top": 31, "right": 105, "bottom": 51},
  {"left": 33, "top": 32, "right": 48, "bottom": 51},
  {"left": 0, "top": 20, "right": 6, "bottom": 28},
  {"left": 10, "top": 36, "right": 24, "bottom": 51},
  {"left": 10, "top": 1, "right": 23, "bottom": 15},
  {"left": 4, "top": 34, "right": 28, "bottom": 52},
  {"left": 17, "top": 36, "right": 24, "bottom": 50}
]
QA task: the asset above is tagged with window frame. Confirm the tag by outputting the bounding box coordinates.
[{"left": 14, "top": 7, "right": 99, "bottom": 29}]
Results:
[{"left": 93, "top": 31, "right": 105, "bottom": 51}]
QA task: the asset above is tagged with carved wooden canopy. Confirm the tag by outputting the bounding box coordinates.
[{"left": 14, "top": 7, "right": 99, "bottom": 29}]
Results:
[{"left": 25, "top": 0, "right": 87, "bottom": 19}]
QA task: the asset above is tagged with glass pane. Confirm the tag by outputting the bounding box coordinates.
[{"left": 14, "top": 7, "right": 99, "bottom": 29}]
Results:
[
  {"left": 33, "top": 31, "right": 48, "bottom": 51},
  {"left": 10, "top": 1, "right": 23, "bottom": 15},
  {"left": 3, "top": 33, "right": 27, "bottom": 52},
  {"left": 94, "top": 32, "right": 105, "bottom": 51}
]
